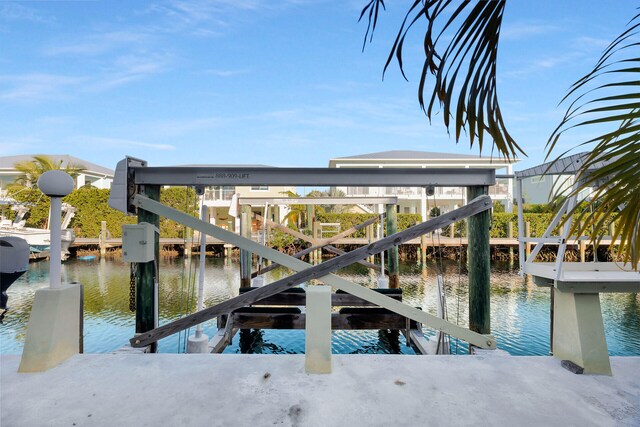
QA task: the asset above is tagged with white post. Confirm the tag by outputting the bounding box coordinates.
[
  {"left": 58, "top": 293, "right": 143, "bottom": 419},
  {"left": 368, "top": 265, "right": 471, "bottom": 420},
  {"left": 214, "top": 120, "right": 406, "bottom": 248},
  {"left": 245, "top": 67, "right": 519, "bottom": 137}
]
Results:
[
  {"left": 37, "top": 171, "right": 73, "bottom": 289},
  {"left": 196, "top": 204, "right": 207, "bottom": 338},
  {"left": 516, "top": 178, "right": 525, "bottom": 275},
  {"left": 187, "top": 203, "right": 209, "bottom": 353},
  {"left": 20, "top": 170, "right": 82, "bottom": 372},
  {"left": 377, "top": 214, "right": 388, "bottom": 288},
  {"left": 49, "top": 197, "right": 62, "bottom": 289},
  {"left": 305, "top": 285, "right": 332, "bottom": 374}
]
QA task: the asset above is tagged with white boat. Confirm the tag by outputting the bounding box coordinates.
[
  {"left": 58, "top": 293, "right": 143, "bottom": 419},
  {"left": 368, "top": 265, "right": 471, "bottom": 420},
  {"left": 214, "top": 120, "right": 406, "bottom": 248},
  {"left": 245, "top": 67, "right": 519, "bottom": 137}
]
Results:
[{"left": 0, "top": 203, "right": 76, "bottom": 261}]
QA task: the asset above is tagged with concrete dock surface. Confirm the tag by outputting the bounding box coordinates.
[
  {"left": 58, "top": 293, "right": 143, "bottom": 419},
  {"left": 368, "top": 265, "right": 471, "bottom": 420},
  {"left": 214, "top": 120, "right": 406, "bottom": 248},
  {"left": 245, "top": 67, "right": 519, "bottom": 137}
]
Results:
[{"left": 1, "top": 354, "right": 639, "bottom": 426}]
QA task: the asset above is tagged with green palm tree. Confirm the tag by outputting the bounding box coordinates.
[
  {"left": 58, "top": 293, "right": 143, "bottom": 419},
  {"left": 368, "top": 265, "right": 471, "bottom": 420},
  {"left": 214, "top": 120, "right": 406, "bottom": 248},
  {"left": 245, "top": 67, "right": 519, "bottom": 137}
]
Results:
[
  {"left": 14, "top": 155, "right": 86, "bottom": 188},
  {"left": 280, "top": 190, "right": 305, "bottom": 229},
  {"left": 361, "top": 1, "right": 639, "bottom": 268}
]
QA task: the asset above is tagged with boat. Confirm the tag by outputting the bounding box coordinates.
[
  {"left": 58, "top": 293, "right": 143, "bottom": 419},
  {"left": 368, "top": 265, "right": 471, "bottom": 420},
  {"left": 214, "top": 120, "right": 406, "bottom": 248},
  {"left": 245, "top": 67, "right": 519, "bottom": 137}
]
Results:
[
  {"left": 0, "top": 236, "right": 29, "bottom": 323},
  {"left": 0, "top": 201, "right": 76, "bottom": 261}
]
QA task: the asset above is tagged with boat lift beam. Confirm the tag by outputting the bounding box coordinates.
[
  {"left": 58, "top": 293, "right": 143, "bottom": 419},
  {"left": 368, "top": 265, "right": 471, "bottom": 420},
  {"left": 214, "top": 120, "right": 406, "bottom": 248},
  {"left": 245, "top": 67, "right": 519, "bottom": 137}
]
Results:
[
  {"left": 128, "top": 194, "right": 496, "bottom": 350},
  {"left": 130, "top": 165, "right": 496, "bottom": 187}
]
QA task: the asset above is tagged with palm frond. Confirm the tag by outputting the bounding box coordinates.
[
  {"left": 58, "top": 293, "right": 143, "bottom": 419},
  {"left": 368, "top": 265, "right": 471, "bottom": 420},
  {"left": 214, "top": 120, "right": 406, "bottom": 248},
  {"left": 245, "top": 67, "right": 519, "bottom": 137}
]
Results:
[
  {"left": 547, "top": 12, "right": 640, "bottom": 268},
  {"left": 361, "top": 0, "right": 523, "bottom": 159}
]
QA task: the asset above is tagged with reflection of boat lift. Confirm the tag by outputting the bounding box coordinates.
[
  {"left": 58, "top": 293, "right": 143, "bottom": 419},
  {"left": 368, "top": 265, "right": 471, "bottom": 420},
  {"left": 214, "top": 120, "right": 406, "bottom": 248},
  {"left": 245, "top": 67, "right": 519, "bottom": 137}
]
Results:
[{"left": 515, "top": 153, "right": 639, "bottom": 375}]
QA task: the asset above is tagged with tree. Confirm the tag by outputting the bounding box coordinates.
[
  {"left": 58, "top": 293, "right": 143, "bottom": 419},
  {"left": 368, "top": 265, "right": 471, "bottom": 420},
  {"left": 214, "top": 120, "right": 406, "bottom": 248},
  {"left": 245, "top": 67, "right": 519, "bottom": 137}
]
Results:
[
  {"left": 361, "top": 1, "right": 639, "bottom": 268},
  {"left": 280, "top": 190, "right": 305, "bottom": 229},
  {"left": 306, "top": 188, "right": 354, "bottom": 213},
  {"left": 13, "top": 155, "right": 86, "bottom": 188}
]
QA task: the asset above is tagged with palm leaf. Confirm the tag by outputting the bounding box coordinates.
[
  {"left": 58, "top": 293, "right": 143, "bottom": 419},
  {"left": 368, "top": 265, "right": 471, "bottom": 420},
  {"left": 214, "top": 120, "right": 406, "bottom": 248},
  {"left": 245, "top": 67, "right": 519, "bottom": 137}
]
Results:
[
  {"left": 547, "top": 12, "right": 640, "bottom": 268},
  {"left": 361, "top": 0, "right": 523, "bottom": 159}
]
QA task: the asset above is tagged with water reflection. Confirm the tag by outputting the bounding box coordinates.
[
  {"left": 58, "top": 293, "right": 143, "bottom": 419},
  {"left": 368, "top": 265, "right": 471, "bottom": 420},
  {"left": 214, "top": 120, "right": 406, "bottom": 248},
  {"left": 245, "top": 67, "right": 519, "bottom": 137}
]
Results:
[{"left": 0, "top": 257, "right": 638, "bottom": 356}]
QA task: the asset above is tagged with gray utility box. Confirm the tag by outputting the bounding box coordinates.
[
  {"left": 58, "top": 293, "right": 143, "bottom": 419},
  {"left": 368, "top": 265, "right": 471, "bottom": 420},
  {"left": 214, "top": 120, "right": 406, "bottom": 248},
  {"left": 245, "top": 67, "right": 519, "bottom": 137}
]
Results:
[{"left": 122, "top": 223, "right": 157, "bottom": 263}]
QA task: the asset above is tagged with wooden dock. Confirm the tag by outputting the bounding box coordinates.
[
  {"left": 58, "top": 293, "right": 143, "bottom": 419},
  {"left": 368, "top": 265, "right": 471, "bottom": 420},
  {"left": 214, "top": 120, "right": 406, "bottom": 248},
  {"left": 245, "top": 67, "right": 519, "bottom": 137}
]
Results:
[
  {"left": 72, "top": 236, "right": 522, "bottom": 249},
  {"left": 208, "top": 287, "right": 429, "bottom": 355},
  {"left": 72, "top": 236, "right": 623, "bottom": 250}
]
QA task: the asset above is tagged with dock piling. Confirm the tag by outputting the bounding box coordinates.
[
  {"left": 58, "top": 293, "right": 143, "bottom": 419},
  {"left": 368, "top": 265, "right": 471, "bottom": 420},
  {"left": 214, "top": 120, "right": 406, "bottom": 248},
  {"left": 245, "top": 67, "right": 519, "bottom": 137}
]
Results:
[
  {"left": 386, "top": 204, "right": 399, "bottom": 289},
  {"left": 136, "top": 185, "right": 160, "bottom": 353},
  {"left": 240, "top": 206, "right": 252, "bottom": 288},
  {"left": 467, "top": 186, "right": 491, "bottom": 341}
]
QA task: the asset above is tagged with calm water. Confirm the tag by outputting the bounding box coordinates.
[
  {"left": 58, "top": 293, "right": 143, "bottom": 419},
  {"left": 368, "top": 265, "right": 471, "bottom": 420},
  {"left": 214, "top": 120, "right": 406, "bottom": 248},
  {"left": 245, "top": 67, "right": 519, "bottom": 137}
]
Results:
[{"left": 1, "top": 257, "right": 639, "bottom": 356}]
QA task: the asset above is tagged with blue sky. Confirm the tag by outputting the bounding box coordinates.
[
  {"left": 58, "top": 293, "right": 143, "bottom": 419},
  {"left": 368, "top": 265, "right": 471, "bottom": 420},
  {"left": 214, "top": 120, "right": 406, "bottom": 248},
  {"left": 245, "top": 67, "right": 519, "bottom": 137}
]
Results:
[{"left": 0, "top": 0, "right": 636, "bottom": 172}]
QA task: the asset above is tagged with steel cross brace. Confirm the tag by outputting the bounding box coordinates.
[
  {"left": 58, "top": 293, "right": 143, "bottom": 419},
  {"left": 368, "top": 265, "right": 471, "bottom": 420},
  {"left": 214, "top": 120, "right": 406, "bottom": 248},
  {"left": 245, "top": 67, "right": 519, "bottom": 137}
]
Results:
[{"left": 129, "top": 194, "right": 496, "bottom": 349}]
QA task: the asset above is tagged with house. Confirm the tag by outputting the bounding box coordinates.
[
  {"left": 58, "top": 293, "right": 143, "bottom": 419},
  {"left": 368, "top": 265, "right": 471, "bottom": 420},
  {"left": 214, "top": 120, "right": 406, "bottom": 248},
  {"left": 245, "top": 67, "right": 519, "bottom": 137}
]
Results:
[
  {"left": 328, "top": 150, "right": 518, "bottom": 219},
  {"left": 196, "top": 165, "right": 295, "bottom": 232},
  {"left": 0, "top": 154, "right": 114, "bottom": 190},
  {"left": 520, "top": 174, "right": 575, "bottom": 204}
]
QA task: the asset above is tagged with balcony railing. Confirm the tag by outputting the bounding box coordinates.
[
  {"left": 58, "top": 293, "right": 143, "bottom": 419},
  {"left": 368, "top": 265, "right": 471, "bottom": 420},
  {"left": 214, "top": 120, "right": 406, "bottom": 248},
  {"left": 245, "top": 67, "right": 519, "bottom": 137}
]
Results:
[
  {"left": 204, "top": 186, "right": 236, "bottom": 201},
  {"left": 343, "top": 180, "right": 511, "bottom": 199}
]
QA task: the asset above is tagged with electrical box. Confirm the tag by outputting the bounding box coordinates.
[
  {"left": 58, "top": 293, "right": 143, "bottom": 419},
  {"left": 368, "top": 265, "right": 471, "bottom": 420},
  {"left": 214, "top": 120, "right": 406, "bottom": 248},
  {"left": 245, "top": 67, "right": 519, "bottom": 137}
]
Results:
[{"left": 122, "top": 223, "right": 157, "bottom": 263}]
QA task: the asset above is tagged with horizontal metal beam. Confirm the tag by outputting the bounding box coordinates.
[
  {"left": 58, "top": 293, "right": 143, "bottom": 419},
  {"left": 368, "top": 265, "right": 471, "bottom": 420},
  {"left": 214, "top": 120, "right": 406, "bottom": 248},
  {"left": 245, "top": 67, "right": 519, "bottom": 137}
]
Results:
[
  {"left": 132, "top": 166, "right": 496, "bottom": 187},
  {"left": 240, "top": 197, "right": 398, "bottom": 205}
]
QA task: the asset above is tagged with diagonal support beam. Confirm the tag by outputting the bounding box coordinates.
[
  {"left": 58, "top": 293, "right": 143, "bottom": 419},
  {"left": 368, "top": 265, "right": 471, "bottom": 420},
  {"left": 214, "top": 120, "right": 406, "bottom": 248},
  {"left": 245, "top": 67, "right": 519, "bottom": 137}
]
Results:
[
  {"left": 252, "top": 213, "right": 385, "bottom": 277},
  {"left": 129, "top": 195, "right": 496, "bottom": 349}
]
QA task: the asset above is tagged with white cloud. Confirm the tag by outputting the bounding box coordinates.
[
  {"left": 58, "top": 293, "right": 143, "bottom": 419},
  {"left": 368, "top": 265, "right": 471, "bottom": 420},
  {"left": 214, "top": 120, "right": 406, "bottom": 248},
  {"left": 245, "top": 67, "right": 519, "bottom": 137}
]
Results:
[
  {"left": 44, "top": 30, "right": 153, "bottom": 57},
  {"left": 79, "top": 136, "right": 175, "bottom": 151},
  {"left": 501, "top": 22, "right": 561, "bottom": 40},
  {"left": 137, "top": 116, "right": 224, "bottom": 138},
  {"left": 0, "top": 3, "right": 54, "bottom": 24},
  {"left": 0, "top": 136, "right": 44, "bottom": 154},
  {"left": 205, "top": 68, "right": 250, "bottom": 77},
  {"left": 88, "top": 54, "right": 168, "bottom": 92},
  {"left": 502, "top": 53, "right": 581, "bottom": 78},
  {"left": 0, "top": 73, "right": 86, "bottom": 102}
]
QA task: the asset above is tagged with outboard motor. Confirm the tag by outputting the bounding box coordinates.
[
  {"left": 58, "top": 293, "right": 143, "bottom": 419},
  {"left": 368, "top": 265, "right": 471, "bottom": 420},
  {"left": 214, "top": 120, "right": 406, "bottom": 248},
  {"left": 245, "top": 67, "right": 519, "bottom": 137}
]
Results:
[{"left": 0, "top": 236, "right": 29, "bottom": 323}]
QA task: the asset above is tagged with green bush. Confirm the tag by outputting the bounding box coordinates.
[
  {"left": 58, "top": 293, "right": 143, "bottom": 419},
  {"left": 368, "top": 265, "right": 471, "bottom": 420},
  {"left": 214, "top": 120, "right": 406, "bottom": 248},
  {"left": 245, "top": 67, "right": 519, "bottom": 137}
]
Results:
[
  {"left": 63, "top": 186, "right": 134, "bottom": 238},
  {"left": 5, "top": 185, "right": 50, "bottom": 228},
  {"left": 315, "top": 212, "right": 423, "bottom": 238},
  {"left": 5, "top": 185, "right": 199, "bottom": 239},
  {"left": 159, "top": 187, "right": 198, "bottom": 238}
]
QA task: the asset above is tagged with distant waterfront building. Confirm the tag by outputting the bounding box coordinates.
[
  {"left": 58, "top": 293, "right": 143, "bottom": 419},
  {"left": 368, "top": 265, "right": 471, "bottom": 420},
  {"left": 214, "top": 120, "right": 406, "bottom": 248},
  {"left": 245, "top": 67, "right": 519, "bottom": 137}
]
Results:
[
  {"left": 0, "top": 154, "right": 114, "bottom": 190},
  {"left": 520, "top": 174, "right": 575, "bottom": 205},
  {"left": 328, "top": 150, "right": 518, "bottom": 219},
  {"left": 193, "top": 164, "right": 295, "bottom": 232}
]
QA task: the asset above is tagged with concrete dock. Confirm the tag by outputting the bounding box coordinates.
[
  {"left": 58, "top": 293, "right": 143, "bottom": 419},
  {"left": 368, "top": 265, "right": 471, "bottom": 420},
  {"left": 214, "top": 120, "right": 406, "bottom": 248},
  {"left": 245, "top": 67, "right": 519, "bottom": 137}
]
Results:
[{"left": 1, "top": 354, "right": 638, "bottom": 426}]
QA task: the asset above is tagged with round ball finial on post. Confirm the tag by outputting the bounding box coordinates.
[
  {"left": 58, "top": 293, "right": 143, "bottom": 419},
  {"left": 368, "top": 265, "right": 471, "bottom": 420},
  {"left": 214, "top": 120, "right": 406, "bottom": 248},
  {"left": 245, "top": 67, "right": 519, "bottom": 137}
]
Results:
[
  {"left": 38, "top": 170, "right": 74, "bottom": 289},
  {"left": 37, "top": 170, "right": 74, "bottom": 198}
]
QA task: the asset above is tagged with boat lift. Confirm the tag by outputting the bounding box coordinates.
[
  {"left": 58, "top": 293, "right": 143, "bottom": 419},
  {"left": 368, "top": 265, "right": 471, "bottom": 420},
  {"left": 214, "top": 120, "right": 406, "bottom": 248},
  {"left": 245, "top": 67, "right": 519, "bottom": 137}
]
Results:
[
  {"left": 109, "top": 156, "right": 498, "bottom": 367},
  {"left": 515, "top": 153, "right": 640, "bottom": 375}
]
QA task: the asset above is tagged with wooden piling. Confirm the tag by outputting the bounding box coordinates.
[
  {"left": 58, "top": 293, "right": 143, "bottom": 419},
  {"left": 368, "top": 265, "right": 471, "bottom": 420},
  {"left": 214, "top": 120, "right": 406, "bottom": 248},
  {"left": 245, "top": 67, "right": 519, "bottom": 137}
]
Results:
[
  {"left": 312, "top": 221, "right": 320, "bottom": 263},
  {"left": 467, "top": 186, "right": 490, "bottom": 338},
  {"left": 525, "top": 221, "right": 531, "bottom": 258},
  {"left": 99, "top": 220, "right": 107, "bottom": 257},
  {"left": 240, "top": 206, "right": 252, "bottom": 288},
  {"left": 579, "top": 221, "right": 586, "bottom": 262},
  {"left": 508, "top": 222, "right": 514, "bottom": 263},
  {"left": 420, "top": 234, "right": 427, "bottom": 267},
  {"left": 386, "top": 204, "right": 399, "bottom": 289},
  {"left": 136, "top": 185, "right": 160, "bottom": 353},
  {"left": 366, "top": 224, "right": 374, "bottom": 264},
  {"left": 306, "top": 205, "right": 314, "bottom": 233}
]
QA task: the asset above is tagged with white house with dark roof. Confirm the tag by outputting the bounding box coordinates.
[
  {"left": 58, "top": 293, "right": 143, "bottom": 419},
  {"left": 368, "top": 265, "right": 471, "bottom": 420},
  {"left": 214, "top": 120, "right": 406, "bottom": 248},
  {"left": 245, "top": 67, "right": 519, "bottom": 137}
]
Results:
[
  {"left": 0, "top": 154, "right": 114, "bottom": 190},
  {"left": 328, "top": 150, "right": 518, "bottom": 219}
]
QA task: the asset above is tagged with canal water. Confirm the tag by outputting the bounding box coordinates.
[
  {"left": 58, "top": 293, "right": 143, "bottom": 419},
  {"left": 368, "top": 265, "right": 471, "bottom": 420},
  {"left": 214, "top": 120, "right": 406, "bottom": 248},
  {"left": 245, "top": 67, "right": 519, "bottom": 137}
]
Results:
[{"left": 1, "top": 257, "right": 639, "bottom": 356}]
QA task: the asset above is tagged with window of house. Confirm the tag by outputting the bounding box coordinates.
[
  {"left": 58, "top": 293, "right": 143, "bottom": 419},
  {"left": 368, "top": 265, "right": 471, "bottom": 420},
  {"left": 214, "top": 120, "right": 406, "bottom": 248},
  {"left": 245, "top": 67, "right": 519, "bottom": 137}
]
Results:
[{"left": 251, "top": 186, "right": 269, "bottom": 191}]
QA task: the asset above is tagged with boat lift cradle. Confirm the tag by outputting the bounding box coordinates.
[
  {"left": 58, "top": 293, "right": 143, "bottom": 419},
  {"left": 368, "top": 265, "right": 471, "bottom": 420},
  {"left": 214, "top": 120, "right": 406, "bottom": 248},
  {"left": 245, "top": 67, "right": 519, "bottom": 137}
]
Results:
[
  {"left": 109, "top": 156, "right": 498, "bottom": 356},
  {"left": 515, "top": 153, "right": 640, "bottom": 375}
]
